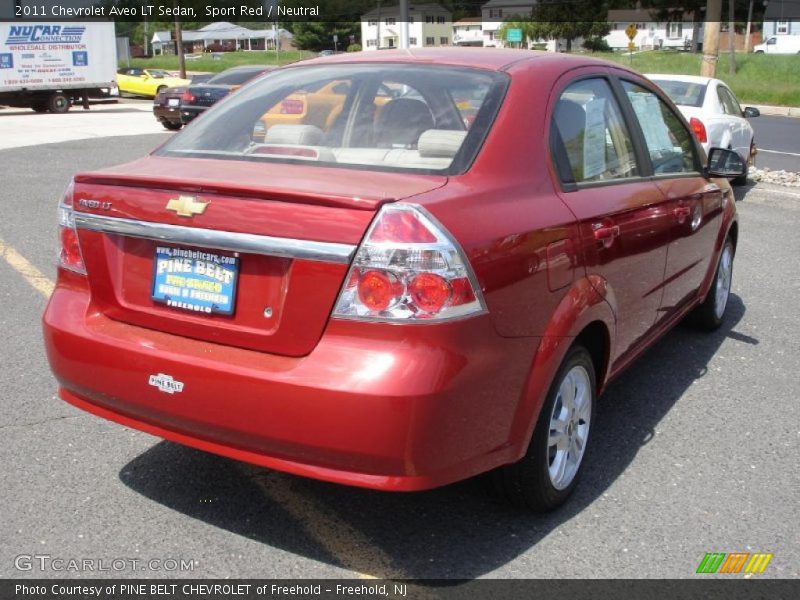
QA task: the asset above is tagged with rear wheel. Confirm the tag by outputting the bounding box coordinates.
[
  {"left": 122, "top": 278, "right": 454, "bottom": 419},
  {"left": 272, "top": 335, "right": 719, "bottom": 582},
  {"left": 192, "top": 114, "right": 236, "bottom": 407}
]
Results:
[
  {"left": 48, "top": 92, "right": 70, "bottom": 113},
  {"left": 492, "top": 345, "right": 596, "bottom": 512},
  {"left": 731, "top": 143, "right": 754, "bottom": 186},
  {"left": 162, "top": 120, "right": 183, "bottom": 131},
  {"left": 690, "top": 238, "right": 734, "bottom": 331}
]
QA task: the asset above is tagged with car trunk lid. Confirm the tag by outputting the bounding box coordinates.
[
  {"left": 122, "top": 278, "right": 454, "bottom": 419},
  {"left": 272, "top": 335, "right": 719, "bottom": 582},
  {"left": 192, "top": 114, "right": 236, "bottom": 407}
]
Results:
[{"left": 72, "top": 156, "right": 447, "bottom": 356}]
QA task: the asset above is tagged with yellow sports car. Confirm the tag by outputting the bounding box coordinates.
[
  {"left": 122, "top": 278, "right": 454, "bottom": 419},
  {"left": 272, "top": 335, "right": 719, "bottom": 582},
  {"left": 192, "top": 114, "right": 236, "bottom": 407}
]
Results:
[{"left": 116, "top": 68, "right": 191, "bottom": 98}]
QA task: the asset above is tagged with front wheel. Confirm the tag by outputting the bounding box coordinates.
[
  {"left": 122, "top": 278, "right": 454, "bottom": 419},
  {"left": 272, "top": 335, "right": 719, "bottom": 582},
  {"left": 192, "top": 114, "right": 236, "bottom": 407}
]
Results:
[
  {"left": 48, "top": 92, "right": 70, "bottom": 113},
  {"left": 492, "top": 345, "right": 596, "bottom": 512},
  {"left": 690, "top": 238, "right": 734, "bottom": 330}
]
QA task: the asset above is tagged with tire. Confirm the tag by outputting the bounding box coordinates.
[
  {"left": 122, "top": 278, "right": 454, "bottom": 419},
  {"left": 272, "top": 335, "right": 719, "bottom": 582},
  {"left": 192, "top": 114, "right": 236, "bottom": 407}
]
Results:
[
  {"left": 731, "top": 142, "right": 754, "bottom": 186},
  {"left": 690, "top": 238, "right": 734, "bottom": 331},
  {"left": 48, "top": 92, "right": 70, "bottom": 113},
  {"left": 492, "top": 345, "right": 596, "bottom": 512},
  {"left": 162, "top": 120, "right": 183, "bottom": 131}
]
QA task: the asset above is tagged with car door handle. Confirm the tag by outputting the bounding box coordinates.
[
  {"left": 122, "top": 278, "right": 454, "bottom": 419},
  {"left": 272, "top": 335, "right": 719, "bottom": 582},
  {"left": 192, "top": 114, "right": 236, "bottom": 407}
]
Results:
[{"left": 593, "top": 224, "right": 620, "bottom": 247}]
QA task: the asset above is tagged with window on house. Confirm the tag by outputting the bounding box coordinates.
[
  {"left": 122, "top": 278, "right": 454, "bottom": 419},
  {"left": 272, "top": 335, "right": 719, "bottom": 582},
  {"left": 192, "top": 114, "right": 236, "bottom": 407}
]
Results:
[
  {"left": 426, "top": 36, "right": 435, "bottom": 45},
  {"left": 426, "top": 16, "right": 434, "bottom": 24},
  {"left": 367, "top": 39, "right": 377, "bottom": 47},
  {"left": 668, "top": 22, "right": 683, "bottom": 39},
  {"left": 440, "top": 37, "right": 448, "bottom": 45},
  {"left": 385, "top": 18, "right": 395, "bottom": 25},
  {"left": 409, "top": 37, "right": 417, "bottom": 45},
  {"left": 368, "top": 20, "right": 377, "bottom": 26},
  {"left": 777, "top": 20, "right": 789, "bottom": 34},
  {"left": 437, "top": 16, "right": 446, "bottom": 24}
]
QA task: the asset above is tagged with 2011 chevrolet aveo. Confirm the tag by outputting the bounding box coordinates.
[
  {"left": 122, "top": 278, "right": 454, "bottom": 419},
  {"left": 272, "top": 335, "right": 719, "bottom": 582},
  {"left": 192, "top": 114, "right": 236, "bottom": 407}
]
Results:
[{"left": 43, "top": 49, "right": 744, "bottom": 512}]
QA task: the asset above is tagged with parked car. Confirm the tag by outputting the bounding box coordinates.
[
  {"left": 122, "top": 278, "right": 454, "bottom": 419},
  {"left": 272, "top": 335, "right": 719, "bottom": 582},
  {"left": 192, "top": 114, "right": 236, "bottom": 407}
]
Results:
[
  {"left": 647, "top": 74, "right": 758, "bottom": 185},
  {"left": 44, "top": 49, "right": 743, "bottom": 512},
  {"left": 179, "top": 65, "right": 272, "bottom": 124},
  {"left": 753, "top": 35, "right": 800, "bottom": 54},
  {"left": 116, "top": 68, "right": 191, "bottom": 98},
  {"left": 153, "top": 86, "right": 187, "bottom": 130}
]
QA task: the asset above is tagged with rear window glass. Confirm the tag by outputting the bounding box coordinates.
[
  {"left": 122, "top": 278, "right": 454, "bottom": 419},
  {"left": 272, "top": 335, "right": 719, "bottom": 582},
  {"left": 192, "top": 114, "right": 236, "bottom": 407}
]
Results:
[
  {"left": 156, "top": 64, "right": 508, "bottom": 175},
  {"left": 650, "top": 79, "right": 707, "bottom": 108}
]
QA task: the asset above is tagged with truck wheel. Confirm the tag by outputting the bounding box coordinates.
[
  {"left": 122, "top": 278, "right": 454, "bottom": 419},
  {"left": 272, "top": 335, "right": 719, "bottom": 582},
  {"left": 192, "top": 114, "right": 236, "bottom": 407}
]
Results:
[{"left": 48, "top": 92, "right": 71, "bottom": 113}]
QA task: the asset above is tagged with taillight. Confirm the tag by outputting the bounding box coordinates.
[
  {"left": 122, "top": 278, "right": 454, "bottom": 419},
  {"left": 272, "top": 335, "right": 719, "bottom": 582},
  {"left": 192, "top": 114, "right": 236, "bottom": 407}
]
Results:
[
  {"left": 181, "top": 89, "right": 195, "bottom": 104},
  {"left": 332, "top": 204, "right": 485, "bottom": 322},
  {"left": 689, "top": 117, "right": 707, "bottom": 143},
  {"left": 57, "top": 181, "right": 86, "bottom": 274}
]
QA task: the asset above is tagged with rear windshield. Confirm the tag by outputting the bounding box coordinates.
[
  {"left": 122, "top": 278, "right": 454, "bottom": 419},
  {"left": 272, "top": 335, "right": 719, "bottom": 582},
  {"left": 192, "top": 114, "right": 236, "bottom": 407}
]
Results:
[
  {"left": 207, "top": 68, "right": 266, "bottom": 86},
  {"left": 156, "top": 64, "right": 508, "bottom": 175},
  {"left": 651, "top": 79, "right": 707, "bottom": 108}
]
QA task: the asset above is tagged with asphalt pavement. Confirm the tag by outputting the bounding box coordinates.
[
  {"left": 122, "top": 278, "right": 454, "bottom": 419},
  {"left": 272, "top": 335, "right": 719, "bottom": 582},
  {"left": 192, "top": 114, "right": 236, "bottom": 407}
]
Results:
[
  {"left": 750, "top": 115, "right": 800, "bottom": 172},
  {"left": 0, "top": 130, "right": 798, "bottom": 580}
]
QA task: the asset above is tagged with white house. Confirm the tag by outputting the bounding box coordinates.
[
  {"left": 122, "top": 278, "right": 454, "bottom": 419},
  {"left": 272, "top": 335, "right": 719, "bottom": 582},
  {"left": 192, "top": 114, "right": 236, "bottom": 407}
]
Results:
[
  {"left": 360, "top": 3, "right": 452, "bottom": 51},
  {"left": 605, "top": 9, "right": 702, "bottom": 50},
  {"left": 481, "top": 0, "right": 535, "bottom": 48},
  {"left": 453, "top": 17, "right": 484, "bottom": 46},
  {"left": 151, "top": 22, "right": 292, "bottom": 55},
  {"left": 762, "top": 1, "right": 800, "bottom": 38}
]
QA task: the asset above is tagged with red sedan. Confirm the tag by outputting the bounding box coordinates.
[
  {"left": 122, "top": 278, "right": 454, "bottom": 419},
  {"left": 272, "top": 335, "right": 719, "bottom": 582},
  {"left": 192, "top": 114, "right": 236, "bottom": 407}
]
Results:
[{"left": 43, "top": 49, "right": 744, "bottom": 511}]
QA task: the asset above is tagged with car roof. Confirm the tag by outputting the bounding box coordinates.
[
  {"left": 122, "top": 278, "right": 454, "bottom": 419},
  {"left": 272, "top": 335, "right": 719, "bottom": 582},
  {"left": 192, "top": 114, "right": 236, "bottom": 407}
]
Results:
[
  {"left": 646, "top": 73, "right": 715, "bottom": 86},
  {"left": 295, "top": 47, "right": 631, "bottom": 73}
]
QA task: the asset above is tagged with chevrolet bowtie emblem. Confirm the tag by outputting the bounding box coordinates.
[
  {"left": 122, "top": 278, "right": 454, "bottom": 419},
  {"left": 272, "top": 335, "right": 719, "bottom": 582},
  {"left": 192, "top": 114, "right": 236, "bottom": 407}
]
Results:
[{"left": 166, "top": 195, "right": 208, "bottom": 217}]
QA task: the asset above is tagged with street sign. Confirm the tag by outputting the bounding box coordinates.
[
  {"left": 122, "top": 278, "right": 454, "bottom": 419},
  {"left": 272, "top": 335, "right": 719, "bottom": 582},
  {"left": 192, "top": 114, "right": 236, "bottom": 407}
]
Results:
[
  {"left": 506, "top": 28, "right": 523, "bottom": 43},
  {"left": 628, "top": 41, "right": 636, "bottom": 51},
  {"left": 333, "top": 34, "right": 338, "bottom": 43},
  {"left": 625, "top": 24, "right": 638, "bottom": 41}
]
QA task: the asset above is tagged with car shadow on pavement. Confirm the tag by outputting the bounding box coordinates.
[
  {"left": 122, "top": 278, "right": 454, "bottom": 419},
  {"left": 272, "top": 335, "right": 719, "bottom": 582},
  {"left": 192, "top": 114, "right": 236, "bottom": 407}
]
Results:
[{"left": 120, "top": 294, "right": 749, "bottom": 579}]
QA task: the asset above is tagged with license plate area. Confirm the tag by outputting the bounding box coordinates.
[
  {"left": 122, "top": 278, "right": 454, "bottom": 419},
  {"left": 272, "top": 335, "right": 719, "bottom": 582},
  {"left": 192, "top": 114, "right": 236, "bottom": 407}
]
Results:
[
  {"left": 151, "top": 246, "right": 239, "bottom": 316},
  {"left": 168, "top": 98, "right": 179, "bottom": 106}
]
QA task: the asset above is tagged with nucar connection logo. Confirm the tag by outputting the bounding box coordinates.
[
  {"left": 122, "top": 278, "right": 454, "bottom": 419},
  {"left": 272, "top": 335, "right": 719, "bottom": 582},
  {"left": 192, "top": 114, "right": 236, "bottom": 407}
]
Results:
[
  {"left": 6, "top": 25, "right": 86, "bottom": 45},
  {"left": 696, "top": 552, "right": 773, "bottom": 574}
]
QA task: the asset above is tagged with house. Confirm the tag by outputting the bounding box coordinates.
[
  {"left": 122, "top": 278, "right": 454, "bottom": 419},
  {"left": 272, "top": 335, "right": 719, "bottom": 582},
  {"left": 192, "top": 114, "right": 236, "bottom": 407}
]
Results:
[
  {"left": 453, "top": 17, "right": 484, "bottom": 46},
  {"left": 762, "top": 0, "right": 800, "bottom": 37},
  {"left": 481, "top": 0, "right": 535, "bottom": 47},
  {"left": 605, "top": 9, "right": 702, "bottom": 51},
  {"left": 151, "top": 22, "right": 293, "bottom": 55},
  {"left": 360, "top": 3, "right": 452, "bottom": 50}
]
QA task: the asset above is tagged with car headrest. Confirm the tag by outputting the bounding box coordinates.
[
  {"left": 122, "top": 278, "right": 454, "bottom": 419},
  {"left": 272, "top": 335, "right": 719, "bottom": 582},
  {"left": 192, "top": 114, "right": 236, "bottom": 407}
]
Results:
[
  {"left": 417, "top": 129, "right": 468, "bottom": 158},
  {"left": 265, "top": 124, "right": 324, "bottom": 146}
]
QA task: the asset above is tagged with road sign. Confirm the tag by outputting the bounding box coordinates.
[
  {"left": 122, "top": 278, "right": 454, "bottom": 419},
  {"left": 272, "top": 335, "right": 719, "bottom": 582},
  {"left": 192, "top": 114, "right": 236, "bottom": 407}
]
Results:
[
  {"left": 506, "top": 28, "right": 523, "bottom": 43},
  {"left": 625, "top": 24, "right": 638, "bottom": 41},
  {"left": 628, "top": 42, "right": 636, "bottom": 51}
]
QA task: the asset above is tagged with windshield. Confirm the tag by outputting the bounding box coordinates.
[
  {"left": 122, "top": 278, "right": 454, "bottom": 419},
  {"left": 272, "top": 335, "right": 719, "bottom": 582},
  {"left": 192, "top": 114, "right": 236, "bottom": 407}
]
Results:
[
  {"left": 156, "top": 64, "right": 508, "bottom": 175},
  {"left": 651, "top": 79, "right": 707, "bottom": 108},
  {"left": 146, "top": 70, "right": 171, "bottom": 79}
]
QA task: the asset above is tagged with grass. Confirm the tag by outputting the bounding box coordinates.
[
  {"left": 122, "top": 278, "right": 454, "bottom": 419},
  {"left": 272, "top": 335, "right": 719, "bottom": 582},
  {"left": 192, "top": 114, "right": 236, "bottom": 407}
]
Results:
[
  {"left": 594, "top": 50, "right": 800, "bottom": 107},
  {"left": 122, "top": 50, "right": 317, "bottom": 73},
  {"left": 123, "top": 49, "right": 800, "bottom": 107}
]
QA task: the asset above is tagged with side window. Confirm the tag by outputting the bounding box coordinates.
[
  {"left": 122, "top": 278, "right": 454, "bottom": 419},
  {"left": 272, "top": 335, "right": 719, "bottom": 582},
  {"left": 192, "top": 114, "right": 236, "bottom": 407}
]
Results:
[
  {"left": 718, "top": 86, "right": 741, "bottom": 115},
  {"left": 622, "top": 81, "right": 698, "bottom": 175},
  {"left": 551, "top": 78, "right": 639, "bottom": 184}
]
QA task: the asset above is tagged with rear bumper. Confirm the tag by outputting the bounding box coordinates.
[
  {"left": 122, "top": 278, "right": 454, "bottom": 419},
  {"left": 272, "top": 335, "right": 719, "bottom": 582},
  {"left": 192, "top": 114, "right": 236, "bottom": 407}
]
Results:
[
  {"left": 153, "top": 106, "right": 181, "bottom": 123},
  {"left": 43, "top": 276, "right": 538, "bottom": 490},
  {"left": 180, "top": 106, "right": 206, "bottom": 123}
]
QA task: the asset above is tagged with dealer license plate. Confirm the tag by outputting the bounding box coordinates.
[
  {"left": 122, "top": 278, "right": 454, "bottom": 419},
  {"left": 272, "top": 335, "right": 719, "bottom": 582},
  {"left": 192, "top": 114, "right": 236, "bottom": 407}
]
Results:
[
  {"left": 152, "top": 246, "right": 239, "bottom": 315},
  {"left": 168, "top": 98, "right": 179, "bottom": 106}
]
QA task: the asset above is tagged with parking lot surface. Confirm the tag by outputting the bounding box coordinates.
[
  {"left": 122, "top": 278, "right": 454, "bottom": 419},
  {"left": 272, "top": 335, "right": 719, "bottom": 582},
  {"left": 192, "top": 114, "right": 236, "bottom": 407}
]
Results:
[{"left": 0, "top": 115, "right": 798, "bottom": 579}]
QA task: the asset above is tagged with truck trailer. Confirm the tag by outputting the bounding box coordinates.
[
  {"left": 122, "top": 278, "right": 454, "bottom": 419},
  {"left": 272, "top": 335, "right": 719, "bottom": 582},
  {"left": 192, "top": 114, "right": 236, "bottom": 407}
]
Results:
[{"left": 0, "top": 22, "right": 118, "bottom": 112}]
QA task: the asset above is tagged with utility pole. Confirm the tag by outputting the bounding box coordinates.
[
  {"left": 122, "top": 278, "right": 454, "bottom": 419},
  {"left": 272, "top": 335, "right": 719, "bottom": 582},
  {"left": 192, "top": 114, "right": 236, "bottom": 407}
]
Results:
[
  {"left": 728, "top": 0, "right": 736, "bottom": 74},
  {"left": 701, "top": 0, "right": 722, "bottom": 77},
  {"left": 744, "top": 0, "right": 754, "bottom": 53},
  {"left": 174, "top": 1, "right": 185, "bottom": 79},
  {"left": 399, "top": 0, "right": 409, "bottom": 49}
]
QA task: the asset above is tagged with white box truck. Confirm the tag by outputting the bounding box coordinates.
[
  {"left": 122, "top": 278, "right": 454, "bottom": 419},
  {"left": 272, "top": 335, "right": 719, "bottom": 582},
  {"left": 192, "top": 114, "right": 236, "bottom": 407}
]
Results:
[
  {"left": 0, "top": 21, "right": 118, "bottom": 112},
  {"left": 753, "top": 35, "right": 800, "bottom": 54}
]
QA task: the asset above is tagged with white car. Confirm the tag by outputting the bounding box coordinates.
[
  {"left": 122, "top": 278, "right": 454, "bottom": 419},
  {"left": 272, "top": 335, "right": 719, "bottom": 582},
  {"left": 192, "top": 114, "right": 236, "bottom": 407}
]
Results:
[{"left": 646, "top": 74, "right": 759, "bottom": 185}]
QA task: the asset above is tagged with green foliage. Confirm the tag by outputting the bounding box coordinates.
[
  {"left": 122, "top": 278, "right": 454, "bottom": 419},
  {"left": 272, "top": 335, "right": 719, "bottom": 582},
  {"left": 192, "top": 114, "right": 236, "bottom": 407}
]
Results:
[
  {"left": 583, "top": 37, "right": 612, "bottom": 53},
  {"left": 291, "top": 22, "right": 359, "bottom": 52},
  {"left": 347, "top": 43, "right": 363, "bottom": 53},
  {"left": 122, "top": 50, "right": 316, "bottom": 72},
  {"left": 526, "top": 1, "right": 611, "bottom": 51}
]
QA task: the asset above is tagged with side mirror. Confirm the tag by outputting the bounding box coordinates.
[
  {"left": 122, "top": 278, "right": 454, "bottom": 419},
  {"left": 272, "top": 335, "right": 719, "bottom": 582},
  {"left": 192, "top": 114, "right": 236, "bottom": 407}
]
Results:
[
  {"left": 743, "top": 106, "right": 760, "bottom": 118},
  {"left": 707, "top": 147, "right": 746, "bottom": 178}
]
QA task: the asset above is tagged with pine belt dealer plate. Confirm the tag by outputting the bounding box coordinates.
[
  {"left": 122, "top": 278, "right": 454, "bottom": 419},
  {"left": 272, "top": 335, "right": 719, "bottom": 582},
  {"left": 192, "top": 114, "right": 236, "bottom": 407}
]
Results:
[{"left": 152, "top": 246, "right": 239, "bottom": 315}]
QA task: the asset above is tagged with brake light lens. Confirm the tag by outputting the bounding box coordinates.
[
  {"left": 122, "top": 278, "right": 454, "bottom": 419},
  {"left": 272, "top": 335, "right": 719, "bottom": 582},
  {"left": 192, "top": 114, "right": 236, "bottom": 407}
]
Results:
[
  {"left": 57, "top": 181, "right": 86, "bottom": 274},
  {"left": 181, "top": 90, "right": 195, "bottom": 104},
  {"left": 332, "top": 204, "right": 485, "bottom": 322},
  {"left": 689, "top": 117, "right": 707, "bottom": 144}
]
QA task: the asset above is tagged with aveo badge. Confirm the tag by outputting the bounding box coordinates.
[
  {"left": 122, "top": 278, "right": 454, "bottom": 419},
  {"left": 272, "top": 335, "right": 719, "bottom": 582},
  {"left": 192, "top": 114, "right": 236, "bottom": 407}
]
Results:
[{"left": 148, "top": 373, "right": 184, "bottom": 394}]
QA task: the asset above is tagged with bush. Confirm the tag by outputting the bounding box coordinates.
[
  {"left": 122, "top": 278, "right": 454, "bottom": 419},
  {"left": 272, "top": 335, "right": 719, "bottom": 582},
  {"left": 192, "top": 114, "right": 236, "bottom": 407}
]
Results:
[
  {"left": 583, "top": 38, "right": 611, "bottom": 53},
  {"left": 347, "top": 43, "right": 362, "bottom": 52}
]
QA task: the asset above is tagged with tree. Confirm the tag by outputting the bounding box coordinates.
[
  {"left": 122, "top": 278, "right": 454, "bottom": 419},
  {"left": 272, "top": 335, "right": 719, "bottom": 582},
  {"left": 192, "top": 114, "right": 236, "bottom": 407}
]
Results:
[
  {"left": 523, "top": 1, "right": 611, "bottom": 53},
  {"left": 291, "top": 22, "right": 362, "bottom": 52}
]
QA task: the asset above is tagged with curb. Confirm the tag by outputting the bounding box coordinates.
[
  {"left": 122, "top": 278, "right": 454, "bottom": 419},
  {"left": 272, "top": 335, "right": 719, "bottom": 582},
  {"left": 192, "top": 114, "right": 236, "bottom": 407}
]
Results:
[{"left": 748, "top": 104, "right": 800, "bottom": 118}]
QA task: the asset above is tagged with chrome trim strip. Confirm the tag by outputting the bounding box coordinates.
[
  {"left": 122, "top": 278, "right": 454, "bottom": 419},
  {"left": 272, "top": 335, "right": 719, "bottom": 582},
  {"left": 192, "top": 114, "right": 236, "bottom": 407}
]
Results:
[{"left": 73, "top": 212, "right": 356, "bottom": 264}]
